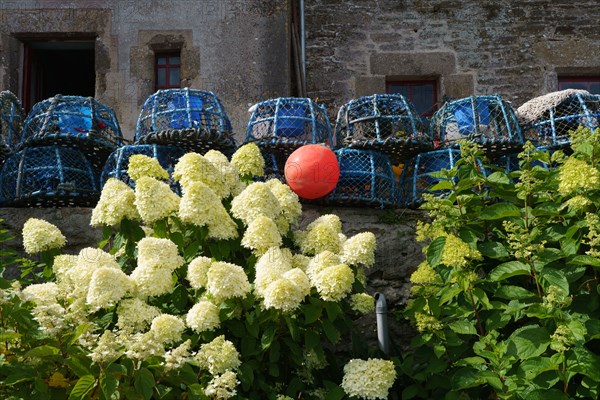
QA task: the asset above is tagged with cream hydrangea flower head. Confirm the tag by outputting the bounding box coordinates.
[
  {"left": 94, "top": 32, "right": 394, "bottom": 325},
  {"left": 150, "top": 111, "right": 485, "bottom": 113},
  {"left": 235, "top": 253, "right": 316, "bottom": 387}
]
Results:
[
  {"left": 283, "top": 268, "right": 311, "bottom": 297},
  {"left": 127, "top": 154, "right": 169, "bottom": 181},
  {"left": 306, "top": 251, "right": 341, "bottom": 280},
  {"left": 130, "top": 265, "right": 175, "bottom": 298},
  {"left": 207, "top": 208, "right": 239, "bottom": 240},
  {"left": 204, "top": 149, "right": 241, "bottom": 198},
  {"left": 341, "top": 232, "right": 376, "bottom": 267},
  {"left": 187, "top": 256, "right": 212, "bottom": 289},
  {"left": 124, "top": 331, "right": 164, "bottom": 362},
  {"left": 558, "top": 157, "right": 600, "bottom": 196},
  {"left": 21, "top": 282, "right": 59, "bottom": 304},
  {"left": 195, "top": 335, "right": 241, "bottom": 375},
  {"left": 307, "top": 214, "right": 342, "bottom": 233},
  {"left": 137, "top": 237, "right": 183, "bottom": 271},
  {"left": 173, "top": 152, "right": 228, "bottom": 198},
  {"left": 206, "top": 262, "right": 251, "bottom": 302},
  {"left": 91, "top": 179, "right": 140, "bottom": 227},
  {"left": 186, "top": 300, "right": 221, "bottom": 333},
  {"left": 350, "top": 293, "right": 375, "bottom": 314},
  {"left": 150, "top": 314, "right": 185, "bottom": 345},
  {"left": 67, "top": 248, "right": 121, "bottom": 299},
  {"left": 52, "top": 254, "right": 77, "bottom": 282},
  {"left": 230, "top": 142, "right": 264, "bottom": 177},
  {"left": 117, "top": 298, "right": 161, "bottom": 333},
  {"left": 86, "top": 267, "right": 135, "bottom": 309},
  {"left": 441, "top": 234, "right": 482, "bottom": 269},
  {"left": 163, "top": 339, "right": 191, "bottom": 371},
  {"left": 90, "top": 330, "right": 122, "bottom": 365},
  {"left": 22, "top": 218, "right": 66, "bottom": 254},
  {"left": 265, "top": 179, "right": 302, "bottom": 225},
  {"left": 312, "top": 263, "right": 354, "bottom": 302},
  {"left": 292, "top": 253, "right": 310, "bottom": 272},
  {"left": 230, "top": 182, "right": 282, "bottom": 225},
  {"left": 262, "top": 273, "right": 309, "bottom": 312},
  {"left": 299, "top": 223, "right": 342, "bottom": 256},
  {"left": 205, "top": 370, "right": 239, "bottom": 400},
  {"left": 241, "top": 215, "right": 283, "bottom": 256},
  {"left": 341, "top": 358, "right": 397, "bottom": 400},
  {"left": 134, "top": 176, "right": 180, "bottom": 224}
]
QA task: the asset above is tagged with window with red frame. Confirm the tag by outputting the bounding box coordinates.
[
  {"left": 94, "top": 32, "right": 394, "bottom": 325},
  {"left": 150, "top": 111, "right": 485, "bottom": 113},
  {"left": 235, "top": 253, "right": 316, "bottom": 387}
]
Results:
[
  {"left": 558, "top": 76, "right": 600, "bottom": 94},
  {"left": 386, "top": 80, "right": 438, "bottom": 117},
  {"left": 155, "top": 52, "right": 181, "bottom": 90}
]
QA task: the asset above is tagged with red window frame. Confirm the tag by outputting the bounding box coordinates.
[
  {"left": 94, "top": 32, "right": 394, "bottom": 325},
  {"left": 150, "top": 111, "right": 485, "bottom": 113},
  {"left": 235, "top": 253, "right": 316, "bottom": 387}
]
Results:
[
  {"left": 386, "top": 80, "right": 438, "bottom": 117},
  {"left": 558, "top": 76, "right": 600, "bottom": 94},
  {"left": 155, "top": 51, "right": 181, "bottom": 90}
]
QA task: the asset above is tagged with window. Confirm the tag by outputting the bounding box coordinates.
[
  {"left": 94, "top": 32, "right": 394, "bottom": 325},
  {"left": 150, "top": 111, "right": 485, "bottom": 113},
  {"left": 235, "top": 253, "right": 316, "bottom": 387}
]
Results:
[
  {"left": 155, "top": 52, "right": 181, "bottom": 90},
  {"left": 558, "top": 76, "right": 600, "bottom": 94},
  {"left": 22, "top": 40, "right": 95, "bottom": 111},
  {"left": 386, "top": 80, "right": 438, "bottom": 116}
]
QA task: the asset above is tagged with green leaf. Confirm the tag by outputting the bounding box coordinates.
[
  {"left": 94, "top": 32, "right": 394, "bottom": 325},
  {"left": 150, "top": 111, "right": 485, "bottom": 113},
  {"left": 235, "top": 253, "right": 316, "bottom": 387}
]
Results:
[
  {"left": 64, "top": 355, "right": 93, "bottom": 377},
  {"left": 495, "top": 285, "right": 536, "bottom": 300},
  {"left": 100, "top": 370, "right": 118, "bottom": 400},
  {"left": 454, "top": 356, "right": 486, "bottom": 367},
  {"left": 68, "top": 375, "right": 96, "bottom": 400},
  {"left": 517, "top": 357, "right": 559, "bottom": 380},
  {"left": 134, "top": 368, "right": 155, "bottom": 400},
  {"left": 25, "top": 345, "right": 60, "bottom": 358},
  {"left": 567, "top": 346, "right": 600, "bottom": 381},
  {"left": 304, "top": 303, "right": 322, "bottom": 324},
  {"left": 324, "top": 302, "right": 342, "bottom": 321},
  {"left": 506, "top": 325, "right": 550, "bottom": 360},
  {"left": 429, "top": 180, "right": 454, "bottom": 191},
  {"left": 69, "top": 323, "right": 93, "bottom": 345},
  {"left": 452, "top": 367, "right": 490, "bottom": 390},
  {"left": 238, "top": 362, "right": 254, "bottom": 388},
  {"left": 323, "top": 381, "right": 346, "bottom": 400},
  {"left": 427, "top": 236, "right": 446, "bottom": 267},
  {"left": 480, "top": 203, "right": 521, "bottom": 220},
  {"left": 261, "top": 326, "right": 276, "bottom": 350},
  {"left": 478, "top": 241, "right": 509, "bottom": 259},
  {"left": 448, "top": 321, "right": 477, "bottom": 335},
  {"left": 323, "top": 320, "right": 341, "bottom": 343},
  {"left": 439, "top": 285, "right": 463, "bottom": 304},
  {"left": 569, "top": 254, "right": 600, "bottom": 268},
  {"left": 486, "top": 171, "right": 511, "bottom": 185},
  {"left": 539, "top": 267, "right": 569, "bottom": 294},
  {"left": 488, "top": 261, "right": 531, "bottom": 281}
]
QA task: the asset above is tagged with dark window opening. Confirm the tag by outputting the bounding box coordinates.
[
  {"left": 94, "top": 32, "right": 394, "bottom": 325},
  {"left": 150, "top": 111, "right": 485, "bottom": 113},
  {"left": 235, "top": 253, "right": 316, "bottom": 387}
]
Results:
[
  {"left": 23, "top": 40, "right": 95, "bottom": 111},
  {"left": 386, "top": 80, "right": 438, "bottom": 117},
  {"left": 558, "top": 76, "right": 600, "bottom": 94},
  {"left": 155, "top": 52, "right": 181, "bottom": 90}
]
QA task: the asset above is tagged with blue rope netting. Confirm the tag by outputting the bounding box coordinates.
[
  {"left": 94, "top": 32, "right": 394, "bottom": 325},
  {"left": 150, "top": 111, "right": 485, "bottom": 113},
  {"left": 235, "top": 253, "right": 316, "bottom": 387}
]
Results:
[
  {"left": 19, "top": 95, "right": 123, "bottom": 171},
  {"left": 136, "top": 88, "right": 236, "bottom": 154},
  {"left": 318, "top": 148, "right": 395, "bottom": 208},
  {"left": 101, "top": 144, "right": 186, "bottom": 194},
  {"left": 398, "top": 148, "right": 488, "bottom": 208},
  {"left": 335, "top": 94, "right": 433, "bottom": 164},
  {"left": 517, "top": 92, "right": 600, "bottom": 149},
  {"left": 431, "top": 95, "right": 523, "bottom": 155},
  {"left": 0, "top": 146, "right": 99, "bottom": 207},
  {"left": 0, "top": 91, "right": 25, "bottom": 164}
]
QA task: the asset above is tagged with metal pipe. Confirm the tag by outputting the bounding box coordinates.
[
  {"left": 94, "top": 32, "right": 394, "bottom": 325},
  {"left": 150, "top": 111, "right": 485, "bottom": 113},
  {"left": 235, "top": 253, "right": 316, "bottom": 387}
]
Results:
[
  {"left": 375, "top": 292, "right": 389, "bottom": 355},
  {"left": 299, "top": 0, "right": 306, "bottom": 96}
]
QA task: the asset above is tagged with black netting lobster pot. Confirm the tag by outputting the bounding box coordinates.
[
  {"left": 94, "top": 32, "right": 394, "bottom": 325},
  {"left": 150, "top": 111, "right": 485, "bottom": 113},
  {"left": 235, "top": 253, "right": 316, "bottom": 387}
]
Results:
[
  {"left": 135, "top": 88, "right": 236, "bottom": 154},
  {"left": 432, "top": 95, "right": 523, "bottom": 155},
  {"left": 0, "top": 91, "right": 25, "bottom": 164},
  {"left": 100, "top": 144, "right": 186, "bottom": 194},
  {"left": 334, "top": 94, "right": 433, "bottom": 164},
  {"left": 19, "top": 95, "right": 123, "bottom": 171},
  {"left": 319, "top": 148, "right": 395, "bottom": 208},
  {"left": 0, "top": 146, "right": 99, "bottom": 207},
  {"left": 398, "top": 148, "right": 487, "bottom": 208},
  {"left": 517, "top": 90, "right": 600, "bottom": 149}
]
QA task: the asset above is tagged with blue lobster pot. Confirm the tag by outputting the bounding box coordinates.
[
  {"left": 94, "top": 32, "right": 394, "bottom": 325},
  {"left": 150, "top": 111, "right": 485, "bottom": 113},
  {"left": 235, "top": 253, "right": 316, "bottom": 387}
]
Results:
[
  {"left": 100, "top": 144, "right": 186, "bottom": 194},
  {"left": 335, "top": 94, "right": 433, "bottom": 164},
  {"left": 320, "top": 148, "right": 395, "bottom": 208},
  {"left": 0, "top": 146, "right": 99, "bottom": 207},
  {"left": 0, "top": 91, "right": 25, "bottom": 164},
  {"left": 518, "top": 92, "right": 600, "bottom": 149},
  {"left": 19, "top": 95, "right": 123, "bottom": 170},
  {"left": 135, "top": 88, "right": 235, "bottom": 153},
  {"left": 432, "top": 95, "right": 523, "bottom": 156}
]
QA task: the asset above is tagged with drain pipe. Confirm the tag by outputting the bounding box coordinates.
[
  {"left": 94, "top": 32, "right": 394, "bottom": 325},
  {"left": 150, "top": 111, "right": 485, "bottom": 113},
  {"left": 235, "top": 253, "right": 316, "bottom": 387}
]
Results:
[
  {"left": 375, "top": 292, "right": 389, "bottom": 355},
  {"left": 299, "top": 0, "right": 306, "bottom": 96}
]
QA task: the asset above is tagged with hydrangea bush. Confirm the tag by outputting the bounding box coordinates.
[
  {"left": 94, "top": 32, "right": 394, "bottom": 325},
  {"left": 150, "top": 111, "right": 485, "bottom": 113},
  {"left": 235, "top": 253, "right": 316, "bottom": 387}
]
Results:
[
  {"left": 0, "top": 144, "right": 396, "bottom": 400},
  {"left": 400, "top": 127, "right": 600, "bottom": 399}
]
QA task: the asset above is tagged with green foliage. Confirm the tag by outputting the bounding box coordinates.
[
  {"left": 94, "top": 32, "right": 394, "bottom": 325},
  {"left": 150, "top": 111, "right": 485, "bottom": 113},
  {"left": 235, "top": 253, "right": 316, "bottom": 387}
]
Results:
[{"left": 401, "top": 128, "right": 600, "bottom": 399}]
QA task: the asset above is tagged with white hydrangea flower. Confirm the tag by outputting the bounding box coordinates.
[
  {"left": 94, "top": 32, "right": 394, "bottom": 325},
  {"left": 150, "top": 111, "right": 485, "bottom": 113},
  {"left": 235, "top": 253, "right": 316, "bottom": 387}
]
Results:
[
  {"left": 90, "top": 330, "right": 122, "bottom": 364},
  {"left": 124, "top": 331, "right": 165, "bottom": 362},
  {"left": 150, "top": 314, "right": 186, "bottom": 345},
  {"left": 186, "top": 300, "right": 221, "bottom": 333},
  {"left": 254, "top": 247, "right": 293, "bottom": 297},
  {"left": 262, "top": 268, "right": 310, "bottom": 312},
  {"left": 137, "top": 237, "right": 184, "bottom": 271},
  {"left": 195, "top": 335, "right": 241, "bottom": 375},
  {"left": 299, "top": 220, "right": 343, "bottom": 256},
  {"left": 230, "top": 142, "right": 265, "bottom": 177},
  {"left": 206, "top": 262, "right": 251, "bottom": 303},
  {"left": 86, "top": 267, "right": 134, "bottom": 309},
  {"left": 241, "top": 215, "right": 282, "bottom": 256},
  {"left": 312, "top": 264, "right": 355, "bottom": 302},
  {"left": 134, "top": 176, "right": 180, "bottom": 224},
  {"left": 307, "top": 214, "right": 342, "bottom": 233},
  {"left": 31, "top": 303, "right": 67, "bottom": 337},
  {"left": 205, "top": 370, "right": 239, "bottom": 400},
  {"left": 265, "top": 179, "right": 302, "bottom": 226},
  {"left": 341, "top": 232, "right": 377, "bottom": 267},
  {"left": 230, "top": 182, "right": 281, "bottom": 225},
  {"left": 130, "top": 266, "right": 174, "bottom": 298},
  {"left": 173, "top": 152, "right": 228, "bottom": 198},
  {"left": 341, "top": 358, "right": 397, "bottom": 400},
  {"left": 117, "top": 298, "right": 161, "bottom": 333},
  {"left": 162, "top": 339, "right": 192, "bottom": 371},
  {"left": 187, "top": 256, "right": 212, "bottom": 289},
  {"left": 204, "top": 149, "right": 241, "bottom": 198},
  {"left": 91, "top": 179, "right": 140, "bottom": 227},
  {"left": 306, "top": 251, "right": 341, "bottom": 281},
  {"left": 127, "top": 154, "right": 169, "bottom": 181},
  {"left": 350, "top": 293, "right": 375, "bottom": 314},
  {"left": 22, "top": 218, "right": 66, "bottom": 254},
  {"left": 21, "top": 282, "right": 59, "bottom": 304},
  {"left": 52, "top": 254, "right": 77, "bottom": 282}
]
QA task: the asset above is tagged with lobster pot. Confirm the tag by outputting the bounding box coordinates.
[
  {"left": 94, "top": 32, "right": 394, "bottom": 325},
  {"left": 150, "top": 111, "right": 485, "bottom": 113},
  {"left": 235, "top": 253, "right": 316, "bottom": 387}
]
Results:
[
  {"left": 398, "top": 148, "right": 469, "bottom": 208},
  {"left": 321, "top": 149, "right": 395, "bottom": 208},
  {"left": 432, "top": 95, "right": 523, "bottom": 155},
  {"left": 136, "top": 88, "right": 236, "bottom": 154},
  {"left": 335, "top": 94, "right": 433, "bottom": 164},
  {"left": 19, "top": 95, "right": 122, "bottom": 170},
  {"left": 0, "top": 146, "right": 99, "bottom": 207},
  {"left": 0, "top": 91, "right": 25, "bottom": 163},
  {"left": 517, "top": 91, "right": 600, "bottom": 148},
  {"left": 100, "top": 144, "right": 186, "bottom": 194}
]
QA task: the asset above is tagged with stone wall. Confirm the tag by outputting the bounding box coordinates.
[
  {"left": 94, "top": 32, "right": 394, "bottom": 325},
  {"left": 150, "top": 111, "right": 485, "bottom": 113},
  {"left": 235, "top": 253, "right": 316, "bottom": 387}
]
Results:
[
  {"left": 304, "top": 0, "right": 600, "bottom": 122},
  {"left": 0, "top": 205, "right": 425, "bottom": 351}
]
